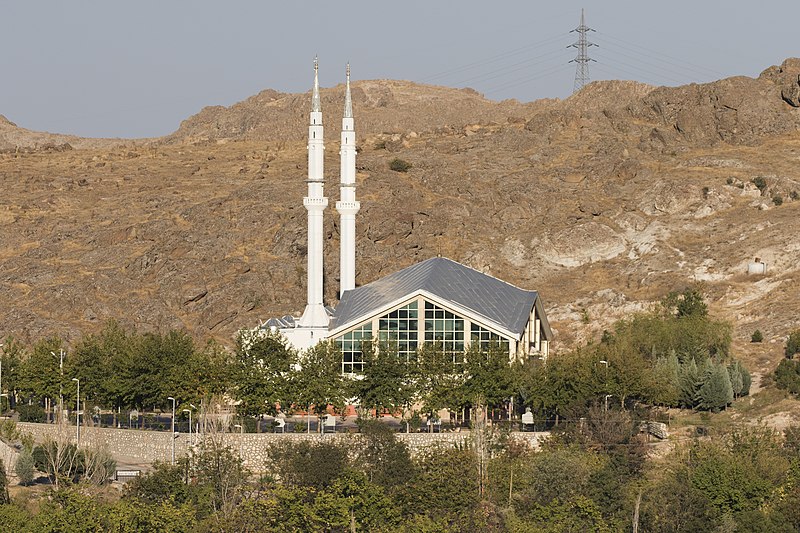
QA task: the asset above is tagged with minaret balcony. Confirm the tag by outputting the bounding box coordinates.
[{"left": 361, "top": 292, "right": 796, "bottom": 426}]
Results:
[
  {"left": 304, "top": 197, "right": 329, "bottom": 209},
  {"left": 336, "top": 200, "right": 361, "bottom": 214}
]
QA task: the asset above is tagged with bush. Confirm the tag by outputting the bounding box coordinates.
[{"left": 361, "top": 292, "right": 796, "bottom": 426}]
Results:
[
  {"left": 786, "top": 330, "right": 800, "bottom": 358},
  {"left": 791, "top": 190, "right": 799, "bottom": 201},
  {"left": 15, "top": 448, "right": 36, "bottom": 485},
  {"left": 751, "top": 330, "right": 763, "bottom": 343},
  {"left": 389, "top": 158, "right": 412, "bottom": 173},
  {"left": 17, "top": 403, "right": 46, "bottom": 423},
  {"left": 751, "top": 176, "right": 768, "bottom": 194},
  {"left": 774, "top": 359, "right": 800, "bottom": 395},
  {"left": 772, "top": 195, "right": 783, "bottom": 206}
]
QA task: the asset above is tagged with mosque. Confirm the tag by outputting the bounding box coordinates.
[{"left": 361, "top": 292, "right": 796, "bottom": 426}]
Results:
[{"left": 256, "top": 60, "right": 552, "bottom": 372}]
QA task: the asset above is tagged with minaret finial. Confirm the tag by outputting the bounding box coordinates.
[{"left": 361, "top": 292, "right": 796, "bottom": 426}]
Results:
[
  {"left": 344, "top": 63, "right": 353, "bottom": 118},
  {"left": 312, "top": 56, "right": 321, "bottom": 112}
]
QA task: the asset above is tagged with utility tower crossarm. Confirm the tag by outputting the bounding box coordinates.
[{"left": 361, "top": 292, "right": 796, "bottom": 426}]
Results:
[{"left": 568, "top": 8, "right": 597, "bottom": 93}]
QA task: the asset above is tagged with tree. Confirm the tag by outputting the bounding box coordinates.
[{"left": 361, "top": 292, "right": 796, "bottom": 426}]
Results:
[
  {"left": 413, "top": 343, "right": 465, "bottom": 418},
  {"left": 728, "top": 361, "right": 746, "bottom": 399},
  {"left": 459, "top": 343, "right": 516, "bottom": 411},
  {"left": 678, "top": 358, "right": 700, "bottom": 408},
  {"left": 355, "top": 419, "right": 414, "bottom": 491},
  {"left": 662, "top": 287, "right": 708, "bottom": 319},
  {"left": 786, "top": 329, "right": 800, "bottom": 358},
  {"left": 234, "top": 331, "right": 295, "bottom": 420},
  {"left": 15, "top": 448, "right": 36, "bottom": 486},
  {"left": 775, "top": 359, "right": 800, "bottom": 395},
  {"left": 652, "top": 352, "right": 680, "bottom": 406},
  {"left": 17, "top": 337, "right": 65, "bottom": 414},
  {"left": 352, "top": 341, "right": 414, "bottom": 417},
  {"left": 696, "top": 362, "right": 734, "bottom": 412},
  {"left": 267, "top": 440, "right": 350, "bottom": 490},
  {"left": 292, "top": 341, "right": 348, "bottom": 422}
]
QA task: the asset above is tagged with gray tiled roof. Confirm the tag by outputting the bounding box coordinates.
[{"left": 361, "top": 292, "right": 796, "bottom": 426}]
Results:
[{"left": 330, "top": 257, "right": 539, "bottom": 336}]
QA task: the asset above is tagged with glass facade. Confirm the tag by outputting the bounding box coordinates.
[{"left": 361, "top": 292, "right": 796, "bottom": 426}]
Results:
[
  {"left": 336, "top": 322, "right": 371, "bottom": 374},
  {"left": 424, "top": 301, "right": 465, "bottom": 360},
  {"left": 334, "top": 298, "right": 514, "bottom": 373},
  {"left": 378, "top": 301, "right": 419, "bottom": 362},
  {"left": 470, "top": 323, "right": 510, "bottom": 353}
]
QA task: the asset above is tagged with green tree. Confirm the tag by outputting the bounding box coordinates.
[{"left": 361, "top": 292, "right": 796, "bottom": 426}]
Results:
[
  {"left": 267, "top": 440, "right": 350, "bottom": 490},
  {"left": 662, "top": 287, "right": 708, "bottom": 319},
  {"left": 354, "top": 419, "right": 415, "bottom": 491},
  {"left": 353, "top": 341, "right": 414, "bottom": 417},
  {"left": 652, "top": 352, "right": 680, "bottom": 406},
  {"left": 234, "top": 331, "right": 295, "bottom": 420},
  {"left": 15, "top": 448, "right": 36, "bottom": 486},
  {"left": 292, "top": 340, "right": 348, "bottom": 420},
  {"left": 728, "top": 360, "right": 746, "bottom": 399},
  {"left": 775, "top": 359, "right": 800, "bottom": 395},
  {"left": 459, "top": 342, "right": 516, "bottom": 411},
  {"left": 413, "top": 343, "right": 465, "bottom": 417},
  {"left": 696, "top": 361, "right": 733, "bottom": 412},
  {"left": 18, "top": 337, "right": 65, "bottom": 413},
  {"left": 0, "top": 336, "right": 25, "bottom": 410},
  {"left": 678, "top": 358, "right": 700, "bottom": 408},
  {"left": 786, "top": 329, "right": 800, "bottom": 358}
]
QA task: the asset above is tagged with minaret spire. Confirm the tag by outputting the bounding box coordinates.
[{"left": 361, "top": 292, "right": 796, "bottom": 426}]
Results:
[
  {"left": 298, "top": 57, "right": 330, "bottom": 332},
  {"left": 337, "top": 63, "right": 360, "bottom": 297},
  {"left": 312, "top": 56, "right": 322, "bottom": 112},
  {"left": 344, "top": 63, "right": 353, "bottom": 118}
]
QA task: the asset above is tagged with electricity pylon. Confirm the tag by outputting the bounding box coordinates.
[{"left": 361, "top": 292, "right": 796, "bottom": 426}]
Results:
[{"left": 568, "top": 8, "right": 596, "bottom": 93}]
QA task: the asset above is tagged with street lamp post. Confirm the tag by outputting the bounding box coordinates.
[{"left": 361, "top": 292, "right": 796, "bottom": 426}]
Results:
[
  {"left": 71, "top": 378, "right": 80, "bottom": 447},
  {"left": 183, "top": 409, "right": 192, "bottom": 447},
  {"left": 167, "top": 396, "right": 176, "bottom": 464}
]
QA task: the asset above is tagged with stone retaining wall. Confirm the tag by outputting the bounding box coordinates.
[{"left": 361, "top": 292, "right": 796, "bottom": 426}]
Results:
[{"left": 17, "top": 423, "right": 546, "bottom": 472}]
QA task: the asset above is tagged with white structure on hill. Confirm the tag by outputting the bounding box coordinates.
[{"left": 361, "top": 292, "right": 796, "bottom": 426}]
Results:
[
  {"left": 292, "top": 57, "right": 331, "bottom": 348},
  {"left": 259, "top": 59, "right": 553, "bottom": 366},
  {"left": 336, "top": 63, "right": 360, "bottom": 297}
]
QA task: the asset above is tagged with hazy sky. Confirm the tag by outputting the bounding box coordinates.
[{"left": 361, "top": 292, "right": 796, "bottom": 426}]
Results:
[{"left": 2, "top": 1, "right": 797, "bottom": 138}]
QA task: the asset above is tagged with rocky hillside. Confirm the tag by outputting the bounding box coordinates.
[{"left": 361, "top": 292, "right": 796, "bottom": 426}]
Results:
[{"left": 1, "top": 59, "right": 800, "bottom": 386}]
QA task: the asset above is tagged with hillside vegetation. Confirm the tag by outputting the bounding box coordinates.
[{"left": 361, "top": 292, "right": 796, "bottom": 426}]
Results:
[{"left": 0, "top": 59, "right": 799, "bottom": 397}]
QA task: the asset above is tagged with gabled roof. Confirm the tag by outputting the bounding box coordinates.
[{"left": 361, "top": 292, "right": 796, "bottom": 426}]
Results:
[{"left": 330, "top": 257, "right": 541, "bottom": 336}]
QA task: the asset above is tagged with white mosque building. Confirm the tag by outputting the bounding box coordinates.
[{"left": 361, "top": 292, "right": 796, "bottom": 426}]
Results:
[{"left": 256, "top": 60, "right": 552, "bottom": 371}]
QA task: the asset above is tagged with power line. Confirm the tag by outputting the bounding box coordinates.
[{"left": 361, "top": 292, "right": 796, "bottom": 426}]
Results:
[
  {"left": 594, "top": 31, "right": 725, "bottom": 78},
  {"left": 592, "top": 37, "right": 716, "bottom": 83},
  {"left": 453, "top": 48, "right": 565, "bottom": 88},
  {"left": 484, "top": 64, "right": 573, "bottom": 96},
  {"left": 568, "top": 8, "right": 596, "bottom": 93},
  {"left": 420, "top": 32, "right": 570, "bottom": 84}
]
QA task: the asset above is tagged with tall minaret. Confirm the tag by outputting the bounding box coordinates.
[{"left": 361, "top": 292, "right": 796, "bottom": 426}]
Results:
[
  {"left": 336, "top": 63, "right": 360, "bottom": 297},
  {"left": 298, "top": 57, "right": 330, "bottom": 329}
]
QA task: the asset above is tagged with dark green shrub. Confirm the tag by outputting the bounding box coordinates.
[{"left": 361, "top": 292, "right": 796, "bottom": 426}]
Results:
[
  {"left": 751, "top": 177, "right": 768, "bottom": 194},
  {"left": 15, "top": 448, "right": 35, "bottom": 485},
  {"left": 775, "top": 359, "right": 800, "bottom": 395},
  {"left": 787, "top": 330, "right": 800, "bottom": 358},
  {"left": 772, "top": 195, "right": 783, "bottom": 206},
  {"left": 751, "top": 330, "right": 763, "bottom": 343},
  {"left": 17, "top": 403, "right": 46, "bottom": 423},
  {"left": 791, "top": 190, "right": 799, "bottom": 201},
  {"left": 389, "top": 158, "right": 412, "bottom": 173}
]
